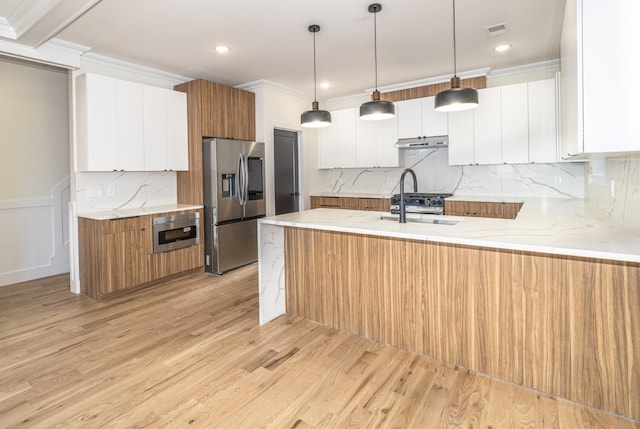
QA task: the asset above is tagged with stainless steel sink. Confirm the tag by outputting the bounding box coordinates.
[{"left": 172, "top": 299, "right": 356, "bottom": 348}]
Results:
[{"left": 379, "top": 215, "right": 460, "bottom": 225}]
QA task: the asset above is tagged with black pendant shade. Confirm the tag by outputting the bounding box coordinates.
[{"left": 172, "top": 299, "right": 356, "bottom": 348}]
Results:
[
  {"left": 301, "top": 24, "right": 331, "bottom": 128},
  {"left": 434, "top": 0, "right": 479, "bottom": 112}
]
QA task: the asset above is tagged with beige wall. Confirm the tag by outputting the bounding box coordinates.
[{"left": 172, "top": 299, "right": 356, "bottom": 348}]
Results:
[{"left": 0, "top": 56, "right": 69, "bottom": 199}]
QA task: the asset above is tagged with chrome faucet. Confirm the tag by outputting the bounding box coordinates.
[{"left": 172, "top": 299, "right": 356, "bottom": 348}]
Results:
[{"left": 399, "top": 168, "right": 417, "bottom": 223}]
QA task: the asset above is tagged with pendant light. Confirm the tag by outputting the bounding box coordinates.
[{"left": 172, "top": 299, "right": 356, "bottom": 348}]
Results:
[
  {"left": 359, "top": 3, "right": 395, "bottom": 121},
  {"left": 435, "top": 0, "right": 479, "bottom": 112},
  {"left": 301, "top": 24, "right": 331, "bottom": 128}
]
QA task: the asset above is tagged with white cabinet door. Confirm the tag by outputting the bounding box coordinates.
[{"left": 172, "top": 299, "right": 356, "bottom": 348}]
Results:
[
  {"left": 357, "top": 116, "right": 398, "bottom": 168},
  {"left": 317, "top": 122, "right": 339, "bottom": 169},
  {"left": 582, "top": 0, "right": 639, "bottom": 153},
  {"left": 421, "top": 96, "right": 448, "bottom": 136},
  {"left": 116, "top": 80, "right": 144, "bottom": 171},
  {"left": 474, "top": 87, "right": 502, "bottom": 165},
  {"left": 501, "top": 83, "right": 529, "bottom": 164},
  {"left": 337, "top": 109, "right": 357, "bottom": 168},
  {"left": 356, "top": 120, "right": 377, "bottom": 168},
  {"left": 143, "top": 85, "right": 169, "bottom": 171},
  {"left": 166, "top": 90, "right": 189, "bottom": 170},
  {"left": 447, "top": 109, "right": 474, "bottom": 165},
  {"left": 396, "top": 99, "right": 422, "bottom": 139},
  {"left": 317, "top": 108, "right": 357, "bottom": 169},
  {"left": 76, "top": 73, "right": 118, "bottom": 171},
  {"left": 375, "top": 116, "right": 399, "bottom": 168},
  {"left": 561, "top": 0, "right": 639, "bottom": 155},
  {"left": 529, "top": 79, "right": 558, "bottom": 163}
]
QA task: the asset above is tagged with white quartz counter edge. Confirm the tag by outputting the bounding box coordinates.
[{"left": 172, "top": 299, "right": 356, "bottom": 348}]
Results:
[
  {"left": 77, "top": 204, "right": 204, "bottom": 220},
  {"left": 259, "top": 204, "right": 640, "bottom": 264}
]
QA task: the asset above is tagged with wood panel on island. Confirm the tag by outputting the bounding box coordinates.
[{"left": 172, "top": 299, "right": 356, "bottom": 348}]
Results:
[
  {"left": 78, "top": 209, "right": 203, "bottom": 301},
  {"left": 310, "top": 196, "right": 390, "bottom": 212},
  {"left": 444, "top": 200, "right": 523, "bottom": 219},
  {"left": 284, "top": 227, "right": 640, "bottom": 421},
  {"left": 173, "top": 79, "right": 256, "bottom": 206}
]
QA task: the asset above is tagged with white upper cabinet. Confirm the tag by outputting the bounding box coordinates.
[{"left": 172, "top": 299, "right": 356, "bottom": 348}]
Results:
[
  {"left": 76, "top": 73, "right": 119, "bottom": 171},
  {"left": 397, "top": 96, "right": 447, "bottom": 139},
  {"left": 449, "top": 80, "right": 561, "bottom": 166},
  {"left": 561, "top": 0, "right": 640, "bottom": 156},
  {"left": 116, "top": 80, "right": 145, "bottom": 171},
  {"left": 501, "top": 83, "right": 529, "bottom": 164},
  {"left": 529, "top": 79, "right": 558, "bottom": 163},
  {"left": 447, "top": 109, "right": 474, "bottom": 165},
  {"left": 356, "top": 116, "right": 399, "bottom": 168},
  {"left": 473, "top": 87, "right": 502, "bottom": 165},
  {"left": 317, "top": 108, "right": 357, "bottom": 169},
  {"left": 318, "top": 108, "right": 399, "bottom": 169},
  {"left": 75, "top": 73, "right": 188, "bottom": 172}
]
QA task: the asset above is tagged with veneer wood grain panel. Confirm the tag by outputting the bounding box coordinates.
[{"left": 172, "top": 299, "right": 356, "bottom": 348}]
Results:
[
  {"left": 174, "top": 79, "right": 255, "bottom": 206},
  {"left": 444, "top": 200, "right": 524, "bottom": 219},
  {"left": 310, "top": 196, "right": 390, "bottom": 212},
  {"left": 284, "top": 227, "right": 640, "bottom": 420},
  {"left": 381, "top": 76, "right": 487, "bottom": 103},
  {"left": 174, "top": 79, "right": 204, "bottom": 205}
]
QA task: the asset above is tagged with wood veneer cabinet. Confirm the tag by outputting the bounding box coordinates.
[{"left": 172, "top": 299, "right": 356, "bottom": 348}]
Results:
[
  {"left": 310, "top": 195, "right": 390, "bottom": 212},
  {"left": 173, "top": 79, "right": 255, "bottom": 205},
  {"left": 444, "top": 200, "right": 523, "bottom": 219},
  {"left": 78, "top": 210, "right": 203, "bottom": 300}
]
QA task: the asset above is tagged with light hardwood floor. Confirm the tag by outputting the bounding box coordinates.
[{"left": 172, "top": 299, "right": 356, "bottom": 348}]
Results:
[{"left": 0, "top": 267, "right": 637, "bottom": 428}]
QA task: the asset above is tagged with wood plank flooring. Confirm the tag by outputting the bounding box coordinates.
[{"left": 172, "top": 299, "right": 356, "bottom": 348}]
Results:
[{"left": 0, "top": 267, "right": 637, "bottom": 428}]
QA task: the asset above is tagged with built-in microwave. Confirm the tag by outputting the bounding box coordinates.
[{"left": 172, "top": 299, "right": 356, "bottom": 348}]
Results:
[{"left": 152, "top": 212, "right": 200, "bottom": 253}]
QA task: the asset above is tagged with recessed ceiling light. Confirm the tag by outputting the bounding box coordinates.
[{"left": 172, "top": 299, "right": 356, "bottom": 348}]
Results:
[
  {"left": 320, "top": 82, "right": 331, "bottom": 89},
  {"left": 215, "top": 46, "right": 230, "bottom": 54},
  {"left": 494, "top": 44, "right": 511, "bottom": 52}
]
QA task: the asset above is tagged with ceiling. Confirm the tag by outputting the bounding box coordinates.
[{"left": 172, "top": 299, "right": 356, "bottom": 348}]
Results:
[{"left": 0, "top": 0, "right": 567, "bottom": 99}]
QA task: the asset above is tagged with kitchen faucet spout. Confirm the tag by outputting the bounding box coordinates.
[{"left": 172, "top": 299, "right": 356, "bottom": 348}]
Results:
[{"left": 399, "top": 168, "right": 417, "bottom": 223}]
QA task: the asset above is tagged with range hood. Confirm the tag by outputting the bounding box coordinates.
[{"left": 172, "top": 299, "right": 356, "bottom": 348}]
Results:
[{"left": 395, "top": 135, "right": 448, "bottom": 149}]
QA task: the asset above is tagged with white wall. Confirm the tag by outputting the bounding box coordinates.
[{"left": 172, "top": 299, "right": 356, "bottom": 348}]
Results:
[
  {"left": 243, "top": 81, "right": 314, "bottom": 216},
  {"left": 0, "top": 56, "right": 70, "bottom": 286}
]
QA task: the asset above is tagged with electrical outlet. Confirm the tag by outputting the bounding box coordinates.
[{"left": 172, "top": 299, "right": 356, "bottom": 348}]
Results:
[
  {"left": 107, "top": 185, "right": 117, "bottom": 196},
  {"left": 86, "top": 186, "right": 103, "bottom": 198},
  {"left": 554, "top": 176, "right": 562, "bottom": 185}
]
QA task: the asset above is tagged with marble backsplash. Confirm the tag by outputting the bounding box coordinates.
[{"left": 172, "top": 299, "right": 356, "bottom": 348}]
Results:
[
  {"left": 586, "top": 154, "right": 639, "bottom": 229},
  {"left": 75, "top": 171, "right": 177, "bottom": 213},
  {"left": 315, "top": 148, "right": 587, "bottom": 199}
]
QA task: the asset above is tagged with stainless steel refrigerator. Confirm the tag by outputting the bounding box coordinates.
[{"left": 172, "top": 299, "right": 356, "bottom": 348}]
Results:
[{"left": 203, "top": 138, "right": 265, "bottom": 274}]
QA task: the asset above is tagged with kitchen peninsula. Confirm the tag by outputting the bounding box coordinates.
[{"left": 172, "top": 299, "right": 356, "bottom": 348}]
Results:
[{"left": 258, "top": 198, "right": 640, "bottom": 421}]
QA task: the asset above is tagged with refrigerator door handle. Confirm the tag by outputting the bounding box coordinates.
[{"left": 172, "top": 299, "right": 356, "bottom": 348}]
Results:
[{"left": 237, "top": 153, "right": 245, "bottom": 206}]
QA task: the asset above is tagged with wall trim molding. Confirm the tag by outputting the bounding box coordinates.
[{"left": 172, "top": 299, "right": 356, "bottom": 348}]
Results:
[
  {"left": 238, "top": 79, "right": 309, "bottom": 100},
  {"left": 0, "top": 37, "right": 90, "bottom": 69},
  {"left": 488, "top": 59, "right": 560, "bottom": 79},
  {"left": 0, "top": 176, "right": 70, "bottom": 287},
  {"left": 80, "top": 52, "right": 193, "bottom": 85}
]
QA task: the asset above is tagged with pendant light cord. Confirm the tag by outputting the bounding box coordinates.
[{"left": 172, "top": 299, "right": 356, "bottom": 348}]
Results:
[
  {"left": 373, "top": 9, "right": 378, "bottom": 90},
  {"left": 452, "top": 0, "right": 457, "bottom": 77},
  {"left": 312, "top": 30, "right": 318, "bottom": 102}
]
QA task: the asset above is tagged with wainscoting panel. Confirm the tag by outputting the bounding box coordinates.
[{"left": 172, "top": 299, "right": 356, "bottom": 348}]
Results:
[{"left": 0, "top": 177, "right": 70, "bottom": 286}]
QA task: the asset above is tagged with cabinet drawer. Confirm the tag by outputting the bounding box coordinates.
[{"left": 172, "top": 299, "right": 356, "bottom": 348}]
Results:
[{"left": 444, "top": 201, "right": 523, "bottom": 219}]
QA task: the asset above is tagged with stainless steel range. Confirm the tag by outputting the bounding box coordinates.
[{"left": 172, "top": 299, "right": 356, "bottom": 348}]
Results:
[{"left": 390, "top": 193, "right": 453, "bottom": 215}]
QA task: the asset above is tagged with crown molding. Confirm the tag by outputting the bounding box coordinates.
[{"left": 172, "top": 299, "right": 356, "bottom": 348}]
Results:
[
  {"left": 0, "top": 16, "right": 16, "bottom": 39},
  {"left": 488, "top": 59, "right": 560, "bottom": 78},
  {"left": 0, "top": 37, "right": 90, "bottom": 68},
  {"left": 80, "top": 52, "right": 193, "bottom": 85},
  {"left": 237, "top": 79, "right": 309, "bottom": 100}
]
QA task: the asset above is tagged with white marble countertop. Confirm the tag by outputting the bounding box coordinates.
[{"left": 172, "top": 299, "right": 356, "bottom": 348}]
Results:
[
  {"left": 260, "top": 198, "right": 640, "bottom": 263},
  {"left": 77, "top": 204, "right": 203, "bottom": 220}
]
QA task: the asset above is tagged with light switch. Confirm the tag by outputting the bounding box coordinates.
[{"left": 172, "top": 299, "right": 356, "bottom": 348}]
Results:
[{"left": 86, "top": 186, "right": 103, "bottom": 198}]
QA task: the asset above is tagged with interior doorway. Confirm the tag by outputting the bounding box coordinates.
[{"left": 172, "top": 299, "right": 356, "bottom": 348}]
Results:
[{"left": 273, "top": 129, "right": 300, "bottom": 215}]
